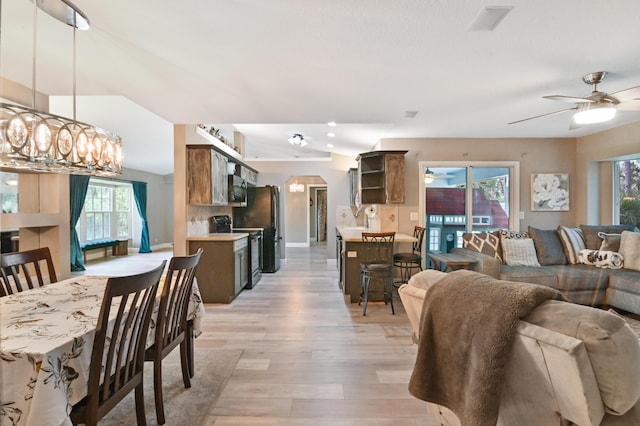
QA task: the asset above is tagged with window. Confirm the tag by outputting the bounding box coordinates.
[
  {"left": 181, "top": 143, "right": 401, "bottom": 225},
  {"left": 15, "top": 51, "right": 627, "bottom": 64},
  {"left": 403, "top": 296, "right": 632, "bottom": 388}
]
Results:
[
  {"left": 429, "top": 228, "right": 441, "bottom": 252},
  {"left": 77, "top": 179, "right": 133, "bottom": 242},
  {"left": 616, "top": 159, "right": 640, "bottom": 228}
]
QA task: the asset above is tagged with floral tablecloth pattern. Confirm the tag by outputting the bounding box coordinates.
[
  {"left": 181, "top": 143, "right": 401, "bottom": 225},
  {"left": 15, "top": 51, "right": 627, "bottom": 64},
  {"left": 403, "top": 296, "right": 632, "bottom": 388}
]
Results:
[{"left": 0, "top": 275, "right": 205, "bottom": 426}]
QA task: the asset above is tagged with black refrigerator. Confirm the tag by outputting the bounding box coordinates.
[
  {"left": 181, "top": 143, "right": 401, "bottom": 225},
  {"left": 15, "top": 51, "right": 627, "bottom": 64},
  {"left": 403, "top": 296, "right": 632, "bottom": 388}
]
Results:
[{"left": 233, "top": 185, "right": 281, "bottom": 273}]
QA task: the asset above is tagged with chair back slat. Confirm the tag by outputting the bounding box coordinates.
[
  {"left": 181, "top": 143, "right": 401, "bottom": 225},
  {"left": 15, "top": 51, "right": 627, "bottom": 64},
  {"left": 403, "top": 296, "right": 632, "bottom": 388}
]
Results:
[
  {"left": 82, "top": 261, "right": 166, "bottom": 424},
  {"left": 0, "top": 247, "right": 57, "bottom": 295},
  {"left": 155, "top": 249, "right": 203, "bottom": 351}
]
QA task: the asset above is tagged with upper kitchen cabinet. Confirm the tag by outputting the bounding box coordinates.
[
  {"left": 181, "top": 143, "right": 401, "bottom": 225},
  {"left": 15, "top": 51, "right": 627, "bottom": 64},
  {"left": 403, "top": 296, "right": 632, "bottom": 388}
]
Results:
[
  {"left": 357, "top": 150, "right": 407, "bottom": 204},
  {"left": 240, "top": 166, "right": 258, "bottom": 186},
  {"left": 348, "top": 168, "right": 358, "bottom": 205},
  {"left": 187, "top": 146, "right": 228, "bottom": 205}
]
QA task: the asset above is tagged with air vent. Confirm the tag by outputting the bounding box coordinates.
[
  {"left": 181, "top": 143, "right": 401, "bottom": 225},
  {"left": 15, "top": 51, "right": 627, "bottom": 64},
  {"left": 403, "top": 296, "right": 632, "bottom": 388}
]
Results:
[{"left": 467, "top": 6, "right": 513, "bottom": 32}]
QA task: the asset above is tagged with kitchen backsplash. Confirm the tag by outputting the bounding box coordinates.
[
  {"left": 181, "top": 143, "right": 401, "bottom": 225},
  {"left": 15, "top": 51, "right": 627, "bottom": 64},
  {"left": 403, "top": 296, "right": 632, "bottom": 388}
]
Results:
[
  {"left": 335, "top": 204, "right": 398, "bottom": 232},
  {"left": 186, "top": 205, "right": 232, "bottom": 235}
]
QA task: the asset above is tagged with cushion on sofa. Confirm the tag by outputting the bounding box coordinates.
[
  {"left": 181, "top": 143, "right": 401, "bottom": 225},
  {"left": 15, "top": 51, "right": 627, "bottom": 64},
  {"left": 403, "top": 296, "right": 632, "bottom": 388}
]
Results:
[
  {"left": 578, "top": 249, "right": 624, "bottom": 269},
  {"left": 557, "top": 226, "right": 586, "bottom": 264},
  {"left": 580, "top": 225, "right": 634, "bottom": 250},
  {"left": 499, "top": 229, "right": 530, "bottom": 240},
  {"left": 407, "top": 269, "right": 448, "bottom": 291},
  {"left": 462, "top": 231, "right": 503, "bottom": 263},
  {"left": 599, "top": 232, "right": 622, "bottom": 252},
  {"left": 619, "top": 231, "right": 640, "bottom": 272},
  {"left": 528, "top": 226, "right": 567, "bottom": 265},
  {"left": 524, "top": 300, "right": 640, "bottom": 415},
  {"left": 501, "top": 238, "right": 541, "bottom": 267}
]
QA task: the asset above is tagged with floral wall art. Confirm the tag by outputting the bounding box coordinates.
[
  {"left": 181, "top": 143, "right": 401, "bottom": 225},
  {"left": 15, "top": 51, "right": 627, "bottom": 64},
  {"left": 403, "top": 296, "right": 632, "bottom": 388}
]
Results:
[{"left": 531, "top": 173, "right": 570, "bottom": 211}]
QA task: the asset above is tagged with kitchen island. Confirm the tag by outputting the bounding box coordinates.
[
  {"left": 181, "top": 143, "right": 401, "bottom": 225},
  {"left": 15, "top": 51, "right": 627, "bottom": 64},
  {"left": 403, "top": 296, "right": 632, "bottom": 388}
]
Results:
[
  {"left": 336, "top": 226, "right": 417, "bottom": 303},
  {"left": 187, "top": 233, "right": 249, "bottom": 303}
]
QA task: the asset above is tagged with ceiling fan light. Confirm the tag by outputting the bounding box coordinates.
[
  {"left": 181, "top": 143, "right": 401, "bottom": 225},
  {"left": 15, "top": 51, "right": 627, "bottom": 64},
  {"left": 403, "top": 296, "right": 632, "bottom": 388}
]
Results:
[
  {"left": 573, "top": 103, "right": 616, "bottom": 124},
  {"left": 424, "top": 168, "right": 436, "bottom": 184},
  {"left": 288, "top": 133, "right": 308, "bottom": 147}
]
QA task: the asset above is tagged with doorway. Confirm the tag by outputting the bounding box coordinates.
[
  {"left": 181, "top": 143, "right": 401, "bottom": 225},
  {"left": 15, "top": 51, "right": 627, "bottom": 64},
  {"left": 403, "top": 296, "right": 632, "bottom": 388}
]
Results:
[{"left": 309, "top": 186, "right": 327, "bottom": 243}]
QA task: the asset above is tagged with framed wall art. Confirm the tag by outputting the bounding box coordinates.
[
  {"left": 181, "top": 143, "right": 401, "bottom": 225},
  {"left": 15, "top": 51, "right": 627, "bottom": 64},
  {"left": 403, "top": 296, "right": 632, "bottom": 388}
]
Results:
[{"left": 531, "top": 173, "right": 570, "bottom": 211}]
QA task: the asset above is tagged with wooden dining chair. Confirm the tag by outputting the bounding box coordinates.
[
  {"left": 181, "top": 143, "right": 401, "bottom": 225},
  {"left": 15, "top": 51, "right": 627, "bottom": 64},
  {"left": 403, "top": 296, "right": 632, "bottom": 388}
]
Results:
[
  {"left": 70, "top": 261, "right": 166, "bottom": 426},
  {"left": 144, "top": 249, "right": 203, "bottom": 425},
  {"left": 0, "top": 247, "right": 57, "bottom": 296}
]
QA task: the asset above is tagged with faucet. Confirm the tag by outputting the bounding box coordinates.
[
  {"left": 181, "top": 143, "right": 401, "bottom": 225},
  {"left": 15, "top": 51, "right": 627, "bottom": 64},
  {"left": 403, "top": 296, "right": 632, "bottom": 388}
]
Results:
[{"left": 364, "top": 214, "right": 369, "bottom": 229}]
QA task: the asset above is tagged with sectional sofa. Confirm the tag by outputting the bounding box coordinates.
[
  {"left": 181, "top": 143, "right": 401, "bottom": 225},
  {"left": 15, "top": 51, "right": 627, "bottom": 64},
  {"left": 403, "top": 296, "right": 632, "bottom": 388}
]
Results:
[{"left": 452, "top": 225, "right": 640, "bottom": 315}]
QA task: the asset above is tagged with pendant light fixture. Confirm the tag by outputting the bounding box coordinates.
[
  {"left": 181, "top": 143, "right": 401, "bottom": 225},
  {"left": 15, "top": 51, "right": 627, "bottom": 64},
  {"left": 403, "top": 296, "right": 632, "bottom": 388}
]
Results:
[{"left": 0, "top": 0, "right": 123, "bottom": 176}]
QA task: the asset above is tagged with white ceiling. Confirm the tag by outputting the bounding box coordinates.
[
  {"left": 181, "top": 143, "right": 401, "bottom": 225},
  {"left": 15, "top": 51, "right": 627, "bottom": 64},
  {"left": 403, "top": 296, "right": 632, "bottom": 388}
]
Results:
[{"left": 2, "top": 0, "right": 640, "bottom": 175}]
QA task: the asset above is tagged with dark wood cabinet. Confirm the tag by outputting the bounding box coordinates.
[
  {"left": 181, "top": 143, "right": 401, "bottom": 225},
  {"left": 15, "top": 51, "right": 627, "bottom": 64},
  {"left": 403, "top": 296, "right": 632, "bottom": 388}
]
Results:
[
  {"left": 357, "top": 150, "right": 407, "bottom": 204},
  {"left": 188, "top": 237, "right": 249, "bottom": 303}
]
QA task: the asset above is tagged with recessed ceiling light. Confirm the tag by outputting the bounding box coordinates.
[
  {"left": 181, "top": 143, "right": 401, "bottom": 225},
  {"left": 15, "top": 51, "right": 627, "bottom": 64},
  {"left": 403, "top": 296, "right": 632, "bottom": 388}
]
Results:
[
  {"left": 327, "top": 121, "right": 337, "bottom": 127},
  {"left": 326, "top": 143, "right": 334, "bottom": 148},
  {"left": 467, "top": 6, "right": 513, "bottom": 32},
  {"left": 327, "top": 132, "right": 335, "bottom": 138}
]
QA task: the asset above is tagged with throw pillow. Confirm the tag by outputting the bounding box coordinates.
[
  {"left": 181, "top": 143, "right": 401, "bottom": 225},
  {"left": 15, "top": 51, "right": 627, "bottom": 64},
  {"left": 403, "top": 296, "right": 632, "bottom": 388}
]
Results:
[
  {"left": 462, "top": 231, "right": 503, "bottom": 263},
  {"left": 580, "top": 224, "right": 634, "bottom": 250},
  {"left": 528, "top": 226, "right": 567, "bottom": 265},
  {"left": 557, "top": 226, "right": 586, "bottom": 264},
  {"left": 525, "top": 300, "right": 640, "bottom": 415},
  {"left": 598, "top": 232, "right": 622, "bottom": 252},
  {"left": 619, "top": 231, "right": 640, "bottom": 272},
  {"left": 501, "top": 238, "right": 541, "bottom": 267},
  {"left": 499, "top": 229, "right": 530, "bottom": 240},
  {"left": 577, "top": 249, "right": 624, "bottom": 269}
]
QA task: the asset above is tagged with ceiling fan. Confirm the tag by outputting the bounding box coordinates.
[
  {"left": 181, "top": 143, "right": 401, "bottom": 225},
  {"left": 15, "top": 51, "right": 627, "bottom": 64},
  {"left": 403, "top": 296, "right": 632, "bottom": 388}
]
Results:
[
  {"left": 424, "top": 168, "right": 455, "bottom": 184},
  {"left": 509, "top": 71, "right": 640, "bottom": 128}
]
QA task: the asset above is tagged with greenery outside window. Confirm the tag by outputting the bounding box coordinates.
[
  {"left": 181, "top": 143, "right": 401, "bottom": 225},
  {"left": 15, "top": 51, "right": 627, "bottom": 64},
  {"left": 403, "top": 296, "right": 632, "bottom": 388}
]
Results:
[
  {"left": 77, "top": 179, "right": 132, "bottom": 242},
  {"left": 615, "top": 159, "right": 640, "bottom": 229}
]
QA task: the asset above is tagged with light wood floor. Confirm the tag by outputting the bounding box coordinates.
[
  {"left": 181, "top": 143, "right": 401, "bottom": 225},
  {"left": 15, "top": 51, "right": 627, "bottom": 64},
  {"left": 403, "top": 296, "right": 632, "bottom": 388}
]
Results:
[{"left": 79, "top": 245, "right": 438, "bottom": 425}]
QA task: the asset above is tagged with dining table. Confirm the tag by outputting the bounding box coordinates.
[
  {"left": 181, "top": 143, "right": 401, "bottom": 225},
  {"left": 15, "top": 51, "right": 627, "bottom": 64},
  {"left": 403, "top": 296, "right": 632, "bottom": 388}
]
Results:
[{"left": 0, "top": 274, "right": 205, "bottom": 426}]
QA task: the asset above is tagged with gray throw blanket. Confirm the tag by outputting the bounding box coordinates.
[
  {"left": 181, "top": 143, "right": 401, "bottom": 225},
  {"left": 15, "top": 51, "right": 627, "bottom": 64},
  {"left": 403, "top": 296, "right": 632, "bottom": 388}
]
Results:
[{"left": 408, "top": 270, "right": 565, "bottom": 426}]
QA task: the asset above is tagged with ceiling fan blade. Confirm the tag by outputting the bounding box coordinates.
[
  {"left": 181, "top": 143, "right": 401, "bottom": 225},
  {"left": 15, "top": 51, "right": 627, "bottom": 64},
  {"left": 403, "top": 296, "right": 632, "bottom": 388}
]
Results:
[
  {"left": 610, "top": 86, "right": 640, "bottom": 102},
  {"left": 508, "top": 107, "right": 576, "bottom": 125},
  {"left": 616, "top": 101, "right": 640, "bottom": 111},
  {"left": 569, "top": 120, "right": 584, "bottom": 131},
  {"left": 543, "top": 95, "right": 594, "bottom": 103}
]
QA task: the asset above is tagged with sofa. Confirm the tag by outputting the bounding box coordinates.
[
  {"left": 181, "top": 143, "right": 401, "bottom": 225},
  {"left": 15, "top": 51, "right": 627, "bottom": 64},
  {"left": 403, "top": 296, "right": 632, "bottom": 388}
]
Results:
[
  {"left": 452, "top": 226, "right": 640, "bottom": 315},
  {"left": 399, "top": 269, "right": 640, "bottom": 425}
]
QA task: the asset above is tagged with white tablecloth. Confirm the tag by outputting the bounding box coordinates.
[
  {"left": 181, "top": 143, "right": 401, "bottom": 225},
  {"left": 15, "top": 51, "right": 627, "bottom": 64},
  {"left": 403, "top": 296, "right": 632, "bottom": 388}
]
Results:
[{"left": 0, "top": 275, "right": 205, "bottom": 426}]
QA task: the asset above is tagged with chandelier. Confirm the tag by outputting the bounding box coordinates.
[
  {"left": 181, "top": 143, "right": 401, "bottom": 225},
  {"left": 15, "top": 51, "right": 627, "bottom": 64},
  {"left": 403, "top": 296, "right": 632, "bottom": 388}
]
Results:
[{"left": 0, "top": 0, "right": 123, "bottom": 176}]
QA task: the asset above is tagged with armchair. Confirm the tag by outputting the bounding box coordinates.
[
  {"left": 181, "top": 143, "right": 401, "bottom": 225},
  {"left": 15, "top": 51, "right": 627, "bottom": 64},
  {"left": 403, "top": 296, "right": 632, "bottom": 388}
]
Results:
[{"left": 399, "top": 270, "right": 640, "bottom": 426}]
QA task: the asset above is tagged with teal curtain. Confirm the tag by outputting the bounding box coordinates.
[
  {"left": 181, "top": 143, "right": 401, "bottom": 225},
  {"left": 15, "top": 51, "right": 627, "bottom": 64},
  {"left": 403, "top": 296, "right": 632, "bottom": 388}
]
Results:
[
  {"left": 132, "top": 181, "right": 151, "bottom": 253},
  {"left": 69, "top": 175, "right": 91, "bottom": 271}
]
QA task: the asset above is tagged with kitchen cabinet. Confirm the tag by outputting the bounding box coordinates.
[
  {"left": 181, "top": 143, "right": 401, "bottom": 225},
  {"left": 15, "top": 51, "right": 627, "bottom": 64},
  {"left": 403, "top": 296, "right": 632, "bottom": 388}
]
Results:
[
  {"left": 241, "top": 166, "right": 258, "bottom": 186},
  {"left": 187, "top": 147, "right": 228, "bottom": 205},
  {"left": 188, "top": 236, "right": 249, "bottom": 303},
  {"left": 348, "top": 168, "right": 358, "bottom": 205},
  {"left": 357, "top": 150, "right": 407, "bottom": 204}
]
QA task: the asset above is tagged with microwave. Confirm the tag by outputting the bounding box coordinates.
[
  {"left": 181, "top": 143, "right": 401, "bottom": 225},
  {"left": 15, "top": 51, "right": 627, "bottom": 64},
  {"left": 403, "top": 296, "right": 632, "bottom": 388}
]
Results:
[{"left": 228, "top": 175, "right": 247, "bottom": 204}]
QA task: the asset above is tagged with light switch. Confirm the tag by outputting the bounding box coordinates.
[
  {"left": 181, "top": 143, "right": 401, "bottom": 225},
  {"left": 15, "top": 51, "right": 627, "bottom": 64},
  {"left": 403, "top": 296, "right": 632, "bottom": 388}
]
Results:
[
  {"left": 347, "top": 251, "right": 357, "bottom": 258},
  {"left": 519, "top": 211, "right": 525, "bottom": 220},
  {"left": 410, "top": 212, "right": 419, "bottom": 221}
]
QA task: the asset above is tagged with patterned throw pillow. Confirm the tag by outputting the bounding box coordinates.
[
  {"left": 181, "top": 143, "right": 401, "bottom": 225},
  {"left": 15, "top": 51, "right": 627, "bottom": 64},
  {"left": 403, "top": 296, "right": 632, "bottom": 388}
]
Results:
[
  {"left": 462, "top": 231, "right": 503, "bottom": 263},
  {"left": 557, "top": 226, "right": 586, "bottom": 264},
  {"left": 578, "top": 249, "right": 624, "bottom": 269},
  {"left": 499, "top": 229, "right": 530, "bottom": 240},
  {"left": 501, "top": 238, "right": 541, "bottom": 267}
]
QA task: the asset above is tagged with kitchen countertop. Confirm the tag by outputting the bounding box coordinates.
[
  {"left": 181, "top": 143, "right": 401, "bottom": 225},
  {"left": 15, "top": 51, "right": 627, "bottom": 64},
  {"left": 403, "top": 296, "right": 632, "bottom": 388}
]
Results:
[
  {"left": 336, "top": 226, "right": 417, "bottom": 243},
  {"left": 187, "top": 233, "right": 249, "bottom": 242}
]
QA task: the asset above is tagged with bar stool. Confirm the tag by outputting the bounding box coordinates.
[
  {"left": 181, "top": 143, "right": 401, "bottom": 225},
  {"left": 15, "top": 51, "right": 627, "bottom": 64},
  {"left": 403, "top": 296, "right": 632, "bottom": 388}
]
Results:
[
  {"left": 359, "top": 232, "right": 396, "bottom": 316},
  {"left": 393, "top": 226, "right": 426, "bottom": 287}
]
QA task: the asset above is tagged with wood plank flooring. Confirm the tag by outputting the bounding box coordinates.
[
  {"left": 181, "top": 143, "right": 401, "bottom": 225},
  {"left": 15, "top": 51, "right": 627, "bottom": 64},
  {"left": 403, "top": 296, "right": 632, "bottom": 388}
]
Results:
[{"left": 78, "top": 244, "right": 438, "bottom": 425}]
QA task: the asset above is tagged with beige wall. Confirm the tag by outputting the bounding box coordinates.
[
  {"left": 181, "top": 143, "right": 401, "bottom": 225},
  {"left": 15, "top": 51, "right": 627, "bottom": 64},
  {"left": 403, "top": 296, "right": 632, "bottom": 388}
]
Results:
[
  {"left": 575, "top": 121, "right": 640, "bottom": 225},
  {"left": 284, "top": 176, "right": 326, "bottom": 245},
  {"left": 378, "top": 137, "right": 578, "bottom": 237}
]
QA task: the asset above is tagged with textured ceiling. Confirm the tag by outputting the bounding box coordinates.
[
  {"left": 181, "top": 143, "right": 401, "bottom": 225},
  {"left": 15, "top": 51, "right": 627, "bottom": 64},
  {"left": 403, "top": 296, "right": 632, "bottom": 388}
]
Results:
[{"left": 2, "top": 0, "right": 640, "bottom": 175}]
